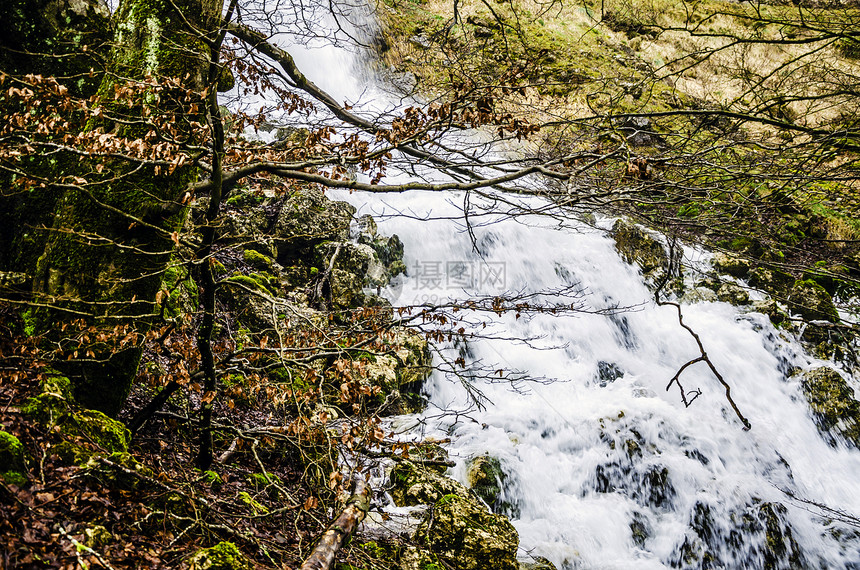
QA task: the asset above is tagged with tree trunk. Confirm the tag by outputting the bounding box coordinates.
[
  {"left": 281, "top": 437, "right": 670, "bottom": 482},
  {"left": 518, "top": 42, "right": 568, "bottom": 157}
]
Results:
[
  {"left": 30, "top": 0, "right": 223, "bottom": 415},
  {"left": 300, "top": 480, "right": 372, "bottom": 570},
  {"left": 0, "top": 0, "right": 110, "bottom": 273}
]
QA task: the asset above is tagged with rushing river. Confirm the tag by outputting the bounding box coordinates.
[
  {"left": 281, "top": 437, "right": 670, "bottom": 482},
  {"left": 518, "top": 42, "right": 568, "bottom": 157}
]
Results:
[{"left": 245, "top": 3, "right": 860, "bottom": 567}]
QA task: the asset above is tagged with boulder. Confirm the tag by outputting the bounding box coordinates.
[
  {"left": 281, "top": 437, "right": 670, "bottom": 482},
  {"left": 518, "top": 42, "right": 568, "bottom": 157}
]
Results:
[
  {"left": 417, "top": 493, "right": 519, "bottom": 570},
  {"left": 716, "top": 282, "right": 750, "bottom": 306},
  {"left": 712, "top": 253, "right": 750, "bottom": 278},
  {"left": 390, "top": 460, "right": 467, "bottom": 507},
  {"left": 273, "top": 188, "right": 355, "bottom": 260},
  {"left": 0, "top": 430, "right": 26, "bottom": 486},
  {"left": 467, "top": 455, "right": 505, "bottom": 508},
  {"left": 787, "top": 279, "right": 839, "bottom": 322},
  {"left": 800, "top": 367, "right": 860, "bottom": 446},
  {"left": 611, "top": 220, "right": 669, "bottom": 282}
]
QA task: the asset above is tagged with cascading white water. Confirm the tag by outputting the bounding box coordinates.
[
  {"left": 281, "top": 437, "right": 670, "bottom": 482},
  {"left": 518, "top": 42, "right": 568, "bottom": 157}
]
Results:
[{"left": 250, "top": 4, "right": 860, "bottom": 568}]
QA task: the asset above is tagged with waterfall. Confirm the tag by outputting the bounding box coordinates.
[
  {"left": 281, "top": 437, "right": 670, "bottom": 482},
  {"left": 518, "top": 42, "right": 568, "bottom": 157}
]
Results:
[{"left": 252, "top": 4, "right": 860, "bottom": 568}]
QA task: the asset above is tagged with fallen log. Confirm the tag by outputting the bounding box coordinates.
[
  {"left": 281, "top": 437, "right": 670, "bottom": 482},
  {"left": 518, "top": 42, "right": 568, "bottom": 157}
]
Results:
[{"left": 300, "top": 479, "right": 371, "bottom": 570}]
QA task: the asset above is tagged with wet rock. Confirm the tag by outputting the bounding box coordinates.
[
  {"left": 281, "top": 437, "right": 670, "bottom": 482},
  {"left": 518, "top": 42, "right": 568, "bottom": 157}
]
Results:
[
  {"left": 751, "top": 299, "right": 787, "bottom": 325},
  {"left": 189, "top": 541, "right": 253, "bottom": 570},
  {"left": 416, "top": 493, "right": 519, "bottom": 570},
  {"left": 680, "top": 287, "right": 718, "bottom": 304},
  {"left": 800, "top": 367, "right": 860, "bottom": 447},
  {"left": 712, "top": 253, "right": 750, "bottom": 278},
  {"left": 467, "top": 455, "right": 505, "bottom": 509},
  {"left": 716, "top": 282, "right": 750, "bottom": 305},
  {"left": 630, "top": 511, "right": 652, "bottom": 548},
  {"left": 593, "top": 462, "right": 675, "bottom": 509},
  {"left": 597, "top": 361, "right": 624, "bottom": 386},
  {"left": 672, "top": 500, "right": 805, "bottom": 570},
  {"left": 519, "top": 556, "right": 558, "bottom": 570},
  {"left": 787, "top": 279, "right": 839, "bottom": 322},
  {"left": 611, "top": 219, "right": 669, "bottom": 282}
]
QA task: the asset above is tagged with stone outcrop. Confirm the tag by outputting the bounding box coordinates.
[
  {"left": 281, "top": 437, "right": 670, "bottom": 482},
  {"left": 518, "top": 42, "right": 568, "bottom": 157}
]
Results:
[
  {"left": 800, "top": 367, "right": 860, "bottom": 447},
  {"left": 787, "top": 279, "right": 840, "bottom": 323},
  {"left": 611, "top": 219, "right": 673, "bottom": 285},
  {"left": 389, "top": 460, "right": 520, "bottom": 570}
]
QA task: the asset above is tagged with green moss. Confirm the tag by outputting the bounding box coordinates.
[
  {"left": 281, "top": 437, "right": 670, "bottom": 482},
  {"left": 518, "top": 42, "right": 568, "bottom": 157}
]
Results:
[
  {"left": 243, "top": 249, "right": 273, "bottom": 270},
  {"left": 224, "top": 273, "right": 276, "bottom": 296},
  {"left": 189, "top": 541, "right": 253, "bottom": 570},
  {"left": 22, "top": 374, "right": 130, "bottom": 465},
  {"left": 225, "top": 190, "right": 265, "bottom": 208},
  {"left": 787, "top": 279, "right": 839, "bottom": 323},
  {"left": 238, "top": 491, "right": 269, "bottom": 515},
  {"left": 0, "top": 431, "right": 26, "bottom": 483}
]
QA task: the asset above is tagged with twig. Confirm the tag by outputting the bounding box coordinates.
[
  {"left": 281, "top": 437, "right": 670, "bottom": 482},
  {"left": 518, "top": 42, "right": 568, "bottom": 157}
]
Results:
[{"left": 655, "top": 237, "right": 751, "bottom": 430}]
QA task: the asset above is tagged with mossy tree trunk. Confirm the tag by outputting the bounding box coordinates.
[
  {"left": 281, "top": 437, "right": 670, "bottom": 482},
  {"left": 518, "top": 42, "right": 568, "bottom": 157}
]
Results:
[
  {"left": 0, "top": 0, "right": 110, "bottom": 273},
  {"left": 30, "top": 0, "right": 224, "bottom": 415}
]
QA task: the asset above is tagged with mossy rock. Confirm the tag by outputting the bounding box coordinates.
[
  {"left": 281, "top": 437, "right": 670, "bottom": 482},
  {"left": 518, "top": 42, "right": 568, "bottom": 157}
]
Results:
[
  {"left": 611, "top": 219, "right": 668, "bottom": 281},
  {"left": 83, "top": 452, "right": 155, "bottom": 491},
  {"left": 787, "top": 279, "right": 839, "bottom": 322},
  {"left": 748, "top": 266, "right": 794, "bottom": 296},
  {"left": 416, "top": 493, "right": 519, "bottom": 570},
  {"left": 712, "top": 253, "right": 750, "bottom": 278},
  {"left": 398, "top": 545, "right": 444, "bottom": 570},
  {"left": 0, "top": 430, "right": 27, "bottom": 486},
  {"left": 800, "top": 367, "right": 860, "bottom": 447},
  {"left": 189, "top": 541, "right": 253, "bottom": 570},
  {"left": 274, "top": 188, "right": 355, "bottom": 260},
  {"left": 21, "top": 374, "right": 130, "bottom": 463},
  {"left": 519, "top": 557, "right": 558, "bottom": 570},
  {"left": 242, "top": 248, "right": 273, "bottom": 271},
  {"left": 466, "top": 455, "right": 505, "bottom": 510},
  {"left": 716, "top": 282, "right": 750, "bottom": 306},
  {"left": 390, "top": 460, "right": 467, "bottom": 507}
]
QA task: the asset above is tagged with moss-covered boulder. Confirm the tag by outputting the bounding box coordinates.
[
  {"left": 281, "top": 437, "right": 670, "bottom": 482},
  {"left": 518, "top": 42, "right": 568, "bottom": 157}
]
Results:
[
  {"left": 398, "top": 545, "right": 444, "bottom": 570},
  {"left": 466, "top": 455, "right": 505, "bottom": 510},
  {"left": 21, "top": 374, "right": 131, "bottom": 463},
  {"left": 0, "top": 430, "right": 27, "bottom": 486},
  {"left": 390, "top": 460, "right": 467, "bottom": 507},
  {"left": 712, "top": 253, "right": 750, "bottom": 278},
  {"left": 800, "top": 367, "right": 860, "bottom": 447},
  {"left": 189, "top": 541, "right": 253, "bottom": 570},
  {"left": 611, "top": 220, "right": 669, "bottom": 281},
  {"left": 274, "top": 188, "right": 355, "bottom": 260},
  {"left": 716, "top": 282, "right": 750, "bottom": 306},
  {"left": 787, "top": 279, "right": 839, "bottom": 323},
  {"left": 416, "top": 493, "right": 519, "bottom": 570}
]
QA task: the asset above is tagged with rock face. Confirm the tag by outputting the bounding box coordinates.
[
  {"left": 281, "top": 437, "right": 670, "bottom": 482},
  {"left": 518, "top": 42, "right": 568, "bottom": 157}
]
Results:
[
  {"left": 611, "top": 219, "right": 670, "bottom": 283},
  {"left": 416, "top": 493, "right": 519, "bottom": 570},
  {"left": 787, "top": 279, "right": 839, "bottom": 322},
  {"left": 389, "top": 460, "right": 520, "bottom": 570},
  {"left": 800, "top": 367, "right": 860, "bottom": 447}
]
